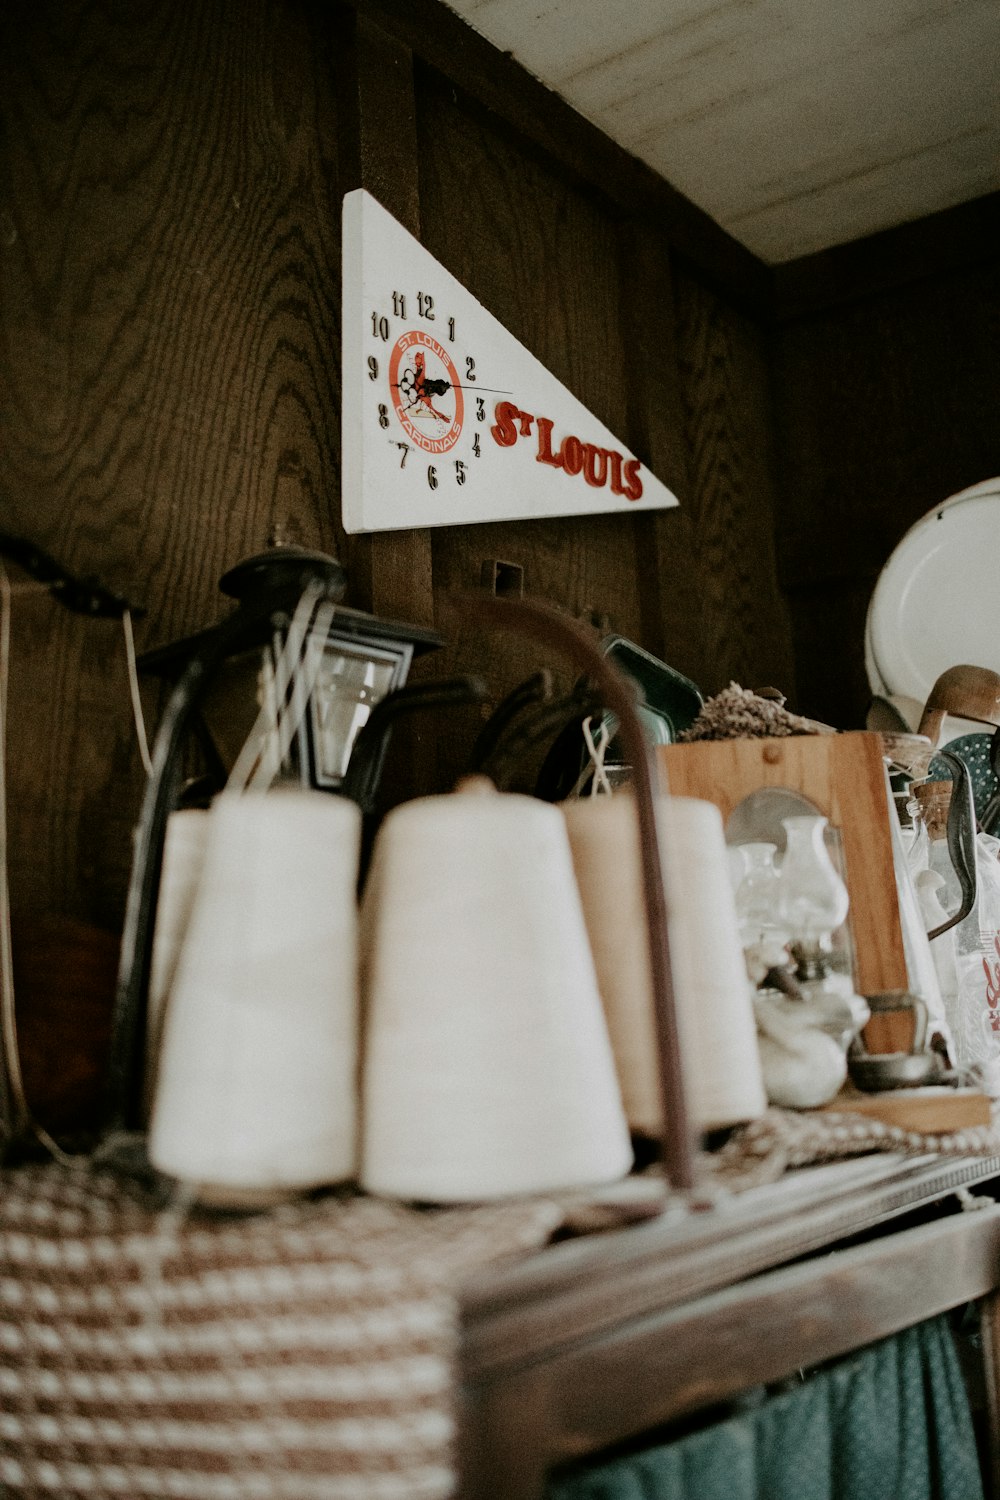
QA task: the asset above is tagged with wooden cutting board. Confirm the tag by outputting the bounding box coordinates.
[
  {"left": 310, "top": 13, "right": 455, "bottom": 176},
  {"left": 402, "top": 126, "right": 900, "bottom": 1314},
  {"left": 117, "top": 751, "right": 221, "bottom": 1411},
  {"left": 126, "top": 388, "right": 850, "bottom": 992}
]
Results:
[
  {"left": 658, "top": 732, "right": 908, "bottom": 999},
  {"left": 821, "top": 1085, "right": 992, "bottom": 1133}
]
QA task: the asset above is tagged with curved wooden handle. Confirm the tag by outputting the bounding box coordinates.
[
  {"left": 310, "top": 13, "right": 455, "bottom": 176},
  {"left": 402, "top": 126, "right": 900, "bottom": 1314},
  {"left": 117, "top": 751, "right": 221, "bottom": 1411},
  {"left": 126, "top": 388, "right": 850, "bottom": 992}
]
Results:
[
  {"left": 918, "top": 664, "right": 1000, "bottom": 746},
  {"left": 916, "top": 706, "right": 947, "bottom": 747}
]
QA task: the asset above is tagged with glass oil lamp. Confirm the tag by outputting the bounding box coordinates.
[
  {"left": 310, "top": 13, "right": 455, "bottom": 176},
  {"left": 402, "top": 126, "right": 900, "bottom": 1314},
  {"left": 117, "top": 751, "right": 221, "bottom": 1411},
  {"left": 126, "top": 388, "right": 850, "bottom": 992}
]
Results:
[
  {"left": 775, "top": 814, "right": 869, "bottom": 1051},
  {"left": 731, "top": 841, "right": 790, "bottom": 984}
]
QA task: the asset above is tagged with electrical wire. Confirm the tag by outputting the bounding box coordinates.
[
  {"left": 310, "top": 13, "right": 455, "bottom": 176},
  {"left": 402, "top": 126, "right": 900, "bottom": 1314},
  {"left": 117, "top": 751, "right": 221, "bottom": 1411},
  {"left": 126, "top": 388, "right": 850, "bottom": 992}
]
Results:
[{"left": 122, "top": 607, "right": 154, "bottom": 777}]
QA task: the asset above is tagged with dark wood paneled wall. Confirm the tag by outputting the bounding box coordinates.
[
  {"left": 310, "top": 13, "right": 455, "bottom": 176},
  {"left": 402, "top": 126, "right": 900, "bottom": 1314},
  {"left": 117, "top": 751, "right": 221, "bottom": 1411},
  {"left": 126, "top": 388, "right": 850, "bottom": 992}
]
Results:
[
  {"left": 771, "top": 198, "right": 1000, "bottom": 728},
  {"left": 1, "top": 0, "right": 346, "bottom": 939},
  {"left": 0, "top": 0, "right": 794, "bottom": 970}
]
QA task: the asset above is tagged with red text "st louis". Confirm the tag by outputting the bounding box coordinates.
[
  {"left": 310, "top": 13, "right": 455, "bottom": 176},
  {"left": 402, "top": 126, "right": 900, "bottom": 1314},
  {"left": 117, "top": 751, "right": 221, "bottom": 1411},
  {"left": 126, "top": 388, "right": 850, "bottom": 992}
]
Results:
[{"left": 490, "top": 401, "right": 644, "bottom": 501}]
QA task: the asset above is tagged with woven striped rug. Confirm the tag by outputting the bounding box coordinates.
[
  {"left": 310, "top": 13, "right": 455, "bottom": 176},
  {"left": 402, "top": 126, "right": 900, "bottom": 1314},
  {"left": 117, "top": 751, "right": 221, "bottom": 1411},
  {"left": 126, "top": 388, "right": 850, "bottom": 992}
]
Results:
[
  {"left": 0, "top": 1163, "right": 563, "bottom": 1500},
  {"left": 4, "top": 1108, "right": 999, "bottom": 1497}
]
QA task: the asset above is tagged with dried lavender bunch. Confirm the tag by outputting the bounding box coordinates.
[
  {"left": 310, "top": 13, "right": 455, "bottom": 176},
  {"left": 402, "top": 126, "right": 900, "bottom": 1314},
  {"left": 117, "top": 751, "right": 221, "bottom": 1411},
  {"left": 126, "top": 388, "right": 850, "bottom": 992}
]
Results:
[{"left": 679, "top": 682, "right": 822, "bottom": 742}]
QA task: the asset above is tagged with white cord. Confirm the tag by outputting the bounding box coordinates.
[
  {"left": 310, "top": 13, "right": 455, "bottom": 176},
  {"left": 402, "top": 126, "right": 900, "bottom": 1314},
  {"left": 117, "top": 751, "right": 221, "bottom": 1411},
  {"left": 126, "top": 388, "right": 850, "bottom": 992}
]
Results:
[
  {"left": 569, "top": 711, "right": 617, "bottom": 798},
  {"left": 226, "top": 583, "right": 334, "bottom": 795},
  {"left": 122, "top": 608, "right": 154, "bottom": 777}
]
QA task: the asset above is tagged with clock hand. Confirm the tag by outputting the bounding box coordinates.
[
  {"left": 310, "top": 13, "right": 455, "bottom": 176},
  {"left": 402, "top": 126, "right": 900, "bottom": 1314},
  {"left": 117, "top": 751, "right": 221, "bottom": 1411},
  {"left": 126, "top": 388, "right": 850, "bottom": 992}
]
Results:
[
  {"left": 451, "top": 384, "right": 512, "bottom": 394},
  {"left": 390, "top": 381, "right": 512, "bottom": 395}
]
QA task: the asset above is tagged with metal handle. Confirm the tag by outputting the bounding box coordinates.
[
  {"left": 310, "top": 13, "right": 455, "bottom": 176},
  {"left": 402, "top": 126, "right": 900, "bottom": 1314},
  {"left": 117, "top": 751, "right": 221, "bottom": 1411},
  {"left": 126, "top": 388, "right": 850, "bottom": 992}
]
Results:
[
  {"left": 453, "top": 594, "right": 697, "bottom": 1193},
  {"left": 925, "top": 749, "right": 978, "bottom": 941}
]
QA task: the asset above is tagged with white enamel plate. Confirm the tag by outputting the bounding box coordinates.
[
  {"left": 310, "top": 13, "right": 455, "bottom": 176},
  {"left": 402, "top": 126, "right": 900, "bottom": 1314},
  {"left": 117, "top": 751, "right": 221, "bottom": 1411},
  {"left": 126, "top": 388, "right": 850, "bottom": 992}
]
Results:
[{"left": 865, "top": 479, "right": 1000, "bottom": 709}]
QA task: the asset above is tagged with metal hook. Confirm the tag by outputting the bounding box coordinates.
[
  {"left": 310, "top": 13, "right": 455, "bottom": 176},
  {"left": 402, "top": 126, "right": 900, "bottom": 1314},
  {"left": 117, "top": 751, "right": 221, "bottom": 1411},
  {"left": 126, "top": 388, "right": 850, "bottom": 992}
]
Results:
[{"left": 0, "top": 530, "right": 142, "bottom": 618}]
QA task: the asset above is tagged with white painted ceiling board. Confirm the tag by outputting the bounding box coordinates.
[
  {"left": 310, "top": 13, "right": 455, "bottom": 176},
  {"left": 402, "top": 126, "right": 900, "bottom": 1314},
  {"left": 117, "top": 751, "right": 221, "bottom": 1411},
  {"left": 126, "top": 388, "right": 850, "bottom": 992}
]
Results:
[{"left": 444, "top": 0, "right": 1000, "bottom": 262}]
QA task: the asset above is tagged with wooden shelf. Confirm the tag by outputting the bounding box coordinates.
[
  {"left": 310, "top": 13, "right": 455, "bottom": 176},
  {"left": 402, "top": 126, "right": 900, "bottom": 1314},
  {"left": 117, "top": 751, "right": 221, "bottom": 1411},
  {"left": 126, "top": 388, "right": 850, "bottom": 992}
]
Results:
[{"left": 458, "top": 1154, "right": 1000, "bottom": 1498}]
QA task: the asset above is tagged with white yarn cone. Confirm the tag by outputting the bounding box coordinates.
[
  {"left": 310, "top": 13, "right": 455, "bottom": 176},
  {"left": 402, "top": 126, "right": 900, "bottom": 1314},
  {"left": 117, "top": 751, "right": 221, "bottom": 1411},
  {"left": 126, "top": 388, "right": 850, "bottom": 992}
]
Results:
[
  {"left": 144, "top": 808, "right": 210, "bottom": 1119},
  {"left": 148, "top": 788, "right": 361, "bottom": 1203},
  {"left": 359, "top": 785, "right": 632, "bottom": 1201},
  {"left": 562, "top": 792, "right": 766, "bottom": 1135}
]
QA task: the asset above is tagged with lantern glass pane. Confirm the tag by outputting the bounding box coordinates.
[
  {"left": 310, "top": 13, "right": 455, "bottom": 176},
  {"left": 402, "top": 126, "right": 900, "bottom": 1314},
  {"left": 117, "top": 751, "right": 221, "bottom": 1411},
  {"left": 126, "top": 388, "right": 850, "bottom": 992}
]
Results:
[{"left": 307, "top": 637, "right": 408, "bottom": 786}]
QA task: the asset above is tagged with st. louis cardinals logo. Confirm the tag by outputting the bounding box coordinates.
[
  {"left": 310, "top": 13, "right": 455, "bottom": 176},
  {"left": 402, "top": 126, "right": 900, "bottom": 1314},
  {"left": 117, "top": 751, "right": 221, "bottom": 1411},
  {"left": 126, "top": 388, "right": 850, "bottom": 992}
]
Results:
[{"left": 388, "top": 330, "right": 464, "bottom": 454}]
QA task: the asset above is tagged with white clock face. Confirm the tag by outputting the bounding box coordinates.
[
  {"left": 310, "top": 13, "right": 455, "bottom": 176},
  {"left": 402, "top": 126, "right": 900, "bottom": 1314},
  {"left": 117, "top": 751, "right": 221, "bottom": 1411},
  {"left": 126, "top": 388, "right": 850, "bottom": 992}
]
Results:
[
  {"left": 389, "top": 328, "right": 463, "bottom": 452},
  {"left": 368, "top": 308, "right": 493, "bottom": 487},
  {"left": 341, "top": 190, "right": 680, "bottom": 534}
]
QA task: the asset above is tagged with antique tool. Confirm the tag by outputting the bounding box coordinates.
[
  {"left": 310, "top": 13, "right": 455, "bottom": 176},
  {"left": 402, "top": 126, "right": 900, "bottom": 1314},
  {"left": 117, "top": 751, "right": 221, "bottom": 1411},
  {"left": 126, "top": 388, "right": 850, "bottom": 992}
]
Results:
[
  {"left": 529, "top": 636, "right": 702, "bottom": 801},
  {"left": 917, "top": 663, "right": 1000, "bottom": 747},
  {"left": 453, "top": 595, "right": 698, "bottom": 1194},
  {"left": 912, "top": 749, "right": 978, "bottom": 941},
  {"left": 482, "top": 687, "right": 604, "bottom": 792}
]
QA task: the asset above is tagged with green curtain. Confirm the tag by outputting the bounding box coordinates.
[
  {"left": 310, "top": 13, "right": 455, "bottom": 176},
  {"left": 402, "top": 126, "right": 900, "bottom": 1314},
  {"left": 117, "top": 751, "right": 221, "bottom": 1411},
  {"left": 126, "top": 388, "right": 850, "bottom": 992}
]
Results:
[{"left": 548, "top": 1315, "right": 983, "bottom": 1500}]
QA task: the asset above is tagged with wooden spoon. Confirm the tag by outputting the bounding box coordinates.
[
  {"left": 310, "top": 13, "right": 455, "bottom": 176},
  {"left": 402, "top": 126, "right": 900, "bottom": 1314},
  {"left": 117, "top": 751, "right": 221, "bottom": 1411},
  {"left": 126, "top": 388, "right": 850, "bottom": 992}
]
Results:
[{"left": 917, "top": 664, "right": 1000, "bottom": 747}]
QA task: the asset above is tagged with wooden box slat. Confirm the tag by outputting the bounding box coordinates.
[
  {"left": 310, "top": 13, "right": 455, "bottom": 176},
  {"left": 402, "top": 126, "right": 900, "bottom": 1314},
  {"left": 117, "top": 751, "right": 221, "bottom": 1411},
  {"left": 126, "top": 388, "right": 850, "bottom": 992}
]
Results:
[{"left": 658, "top": 731, "right": 908, "bottom": 997}]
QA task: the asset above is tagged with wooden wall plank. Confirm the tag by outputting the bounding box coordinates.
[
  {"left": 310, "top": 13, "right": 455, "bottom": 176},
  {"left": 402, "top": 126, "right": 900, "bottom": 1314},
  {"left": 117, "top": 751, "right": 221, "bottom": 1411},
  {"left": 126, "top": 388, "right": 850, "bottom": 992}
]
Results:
[
  {"left": 772, "top": 254, "right": 1000, "bottom": 724},
  {"left": 0, "top": 0, "right": 346, "bottom": 927},
  {"left": 411, "top": 67, "right": 796, "bottom": 787},
  {"left": 415, "top": 68, "right": 651, "bottom": 788},
  {"left": 673, "top": 263, "right": 798, "bottom": 700},
  {"left": 0, "top": 0, "right": 796, "bottom": 943},
  {"left": 617, "top": 227, "right": 692, "bottom": 669},
  {"left": 334, "top": 7, "right": 435, "bottom": 630}
]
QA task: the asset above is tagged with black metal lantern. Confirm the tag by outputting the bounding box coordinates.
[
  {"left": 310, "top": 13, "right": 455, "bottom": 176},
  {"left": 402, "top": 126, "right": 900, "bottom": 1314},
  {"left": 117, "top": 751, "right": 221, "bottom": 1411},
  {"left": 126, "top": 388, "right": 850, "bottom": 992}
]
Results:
[
  {"left": 137, "top": 547, "right": 443, "bottom": 795},
  {"left": 103, "top": 547, "right": 448, "bottom": 1136}
]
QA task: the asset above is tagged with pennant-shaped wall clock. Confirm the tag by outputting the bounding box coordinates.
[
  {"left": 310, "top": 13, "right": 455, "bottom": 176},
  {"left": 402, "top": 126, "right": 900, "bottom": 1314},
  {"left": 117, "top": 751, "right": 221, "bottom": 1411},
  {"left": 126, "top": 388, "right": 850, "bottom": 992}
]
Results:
[{"left": 341, "top": 190, "right": 680, "bottom": 534}]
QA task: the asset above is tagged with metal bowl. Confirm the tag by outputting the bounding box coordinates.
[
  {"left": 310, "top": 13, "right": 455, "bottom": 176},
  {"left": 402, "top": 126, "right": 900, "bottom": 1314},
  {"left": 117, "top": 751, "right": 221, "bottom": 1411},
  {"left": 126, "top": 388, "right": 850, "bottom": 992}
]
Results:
[{"left": 848, "top": 1050, "right": 946, "bottom": 1092}]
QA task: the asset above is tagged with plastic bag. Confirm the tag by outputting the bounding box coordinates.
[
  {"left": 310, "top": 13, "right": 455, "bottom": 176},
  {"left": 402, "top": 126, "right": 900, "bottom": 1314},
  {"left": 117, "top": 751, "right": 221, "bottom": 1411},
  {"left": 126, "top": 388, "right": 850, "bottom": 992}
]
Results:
[{"left": 937, "top": 832, "right": 1000, "bottom": 1093}]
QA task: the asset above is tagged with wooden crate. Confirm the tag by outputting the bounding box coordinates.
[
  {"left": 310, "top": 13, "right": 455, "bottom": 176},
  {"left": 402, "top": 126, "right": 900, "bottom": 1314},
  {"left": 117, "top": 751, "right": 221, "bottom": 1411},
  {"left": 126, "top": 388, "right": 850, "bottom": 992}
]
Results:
[{"left": 658, "top": 732, "right": 908, "bottom": 998}]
